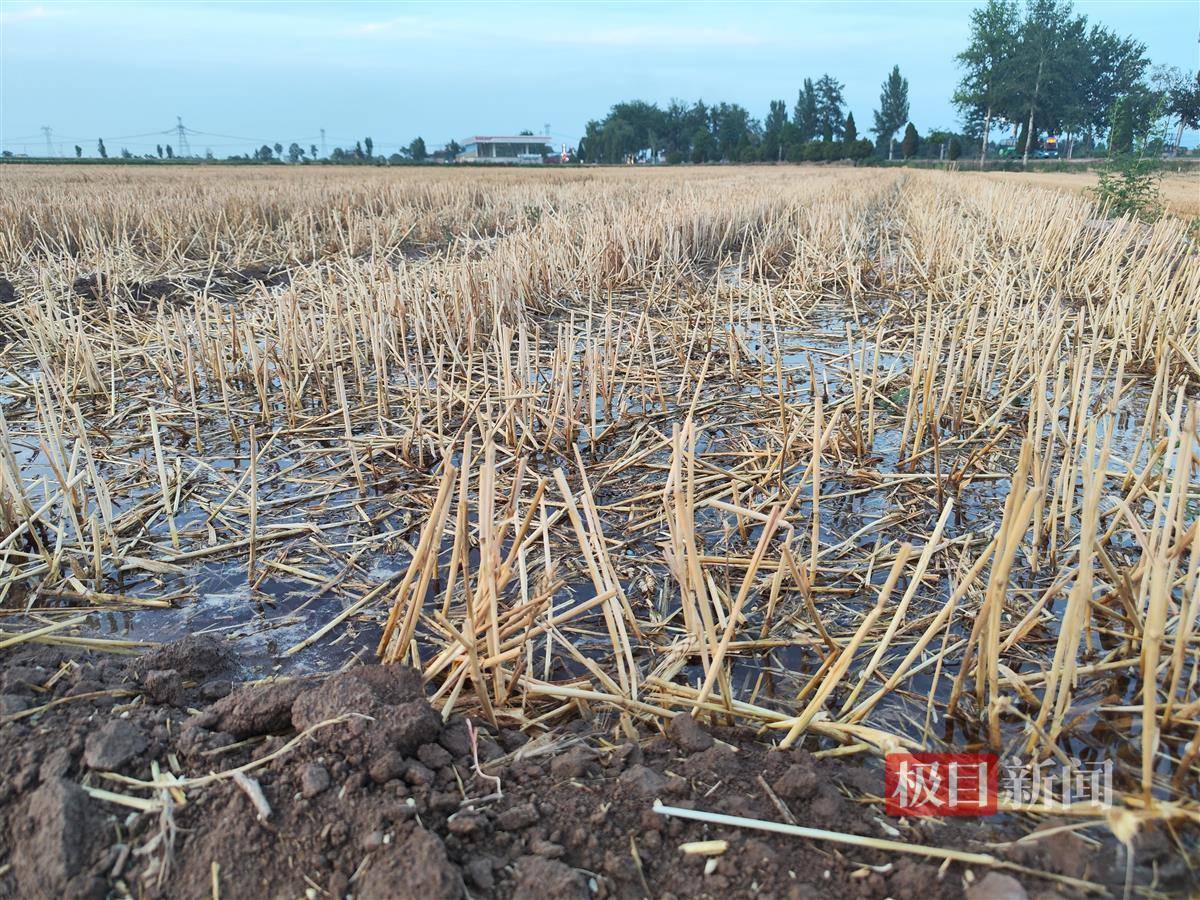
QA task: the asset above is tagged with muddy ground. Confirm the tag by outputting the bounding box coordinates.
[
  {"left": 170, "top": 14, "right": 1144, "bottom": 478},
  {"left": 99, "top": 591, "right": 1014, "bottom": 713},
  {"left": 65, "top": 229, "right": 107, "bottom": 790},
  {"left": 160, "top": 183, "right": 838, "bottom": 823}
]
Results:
[{"left": 0, "top": 638, "right": 1187, "bottom": 899}]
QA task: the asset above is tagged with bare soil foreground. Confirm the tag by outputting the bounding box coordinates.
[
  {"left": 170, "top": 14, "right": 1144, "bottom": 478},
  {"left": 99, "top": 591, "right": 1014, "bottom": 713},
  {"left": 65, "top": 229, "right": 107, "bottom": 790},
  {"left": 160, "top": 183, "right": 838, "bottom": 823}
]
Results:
[
  {"left": 1, "top": 165, "right": 1198, "bottom": 897},
  {"left": 0, "top": 638, "right": 1164, "bottom": 899}
]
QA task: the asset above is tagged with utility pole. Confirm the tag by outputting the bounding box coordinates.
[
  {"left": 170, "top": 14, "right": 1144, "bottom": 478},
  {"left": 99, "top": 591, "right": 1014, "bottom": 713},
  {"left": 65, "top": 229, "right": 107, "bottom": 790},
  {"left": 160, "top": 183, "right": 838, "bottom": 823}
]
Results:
[
  {"left": 176, "top": 116, "right": 192, "bottom": 157},
  {"left": 41, "top": 126, "right": 54, "bottom": 158},
  {"left": 320, "top": 128, "right": 326, "bottom": 158}
]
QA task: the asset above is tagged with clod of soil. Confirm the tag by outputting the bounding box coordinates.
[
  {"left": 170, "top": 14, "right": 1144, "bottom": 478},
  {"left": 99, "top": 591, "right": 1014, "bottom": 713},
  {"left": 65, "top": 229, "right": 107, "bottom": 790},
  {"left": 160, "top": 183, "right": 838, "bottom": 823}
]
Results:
[{"left": 1, "top": 639, "right": 1171, "bottom": 899}]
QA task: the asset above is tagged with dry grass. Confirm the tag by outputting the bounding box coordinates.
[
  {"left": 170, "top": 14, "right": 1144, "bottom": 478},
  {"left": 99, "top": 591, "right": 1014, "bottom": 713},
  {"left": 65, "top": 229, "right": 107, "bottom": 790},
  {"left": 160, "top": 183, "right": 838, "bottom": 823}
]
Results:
[
  {"left": 1, "top": 164, "right": 1198, "bottom": 833},
  {"left": 968, "top": 166, "right": 1200, "bottom": 219}
]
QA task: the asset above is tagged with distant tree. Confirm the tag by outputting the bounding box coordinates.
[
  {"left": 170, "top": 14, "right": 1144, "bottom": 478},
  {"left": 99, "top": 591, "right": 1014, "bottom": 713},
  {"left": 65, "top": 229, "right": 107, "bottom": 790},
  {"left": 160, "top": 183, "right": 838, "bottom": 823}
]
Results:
[
  {"left": 763, "top": 99, "right": 788, "bottom": 161},
  {"left": 310, "top": 144, "right": 319, "bottom": 160},
  {"left": 1108, "top": 85, "right": 1164, "bottom": 155},
  {"left": 272, "top": 142, "right": 283, "bottom": 159},
  {"left": 156, "top": 144, "right": 163, "bottom": 158},
  {"left": 364, "top": 137, "right": 374, "bottom": 157},
  {"left": 256, "top": 144, "right": 273, "bottom": 161},
  {"left": 74, "top": 145, "right": 82, "bottom": 158},
  {"left": 97, "top": 138, "right": 107, "bottom": 159},
  {"left": 843, "top": 112, "right": 858, "bottom": 144},
  {"left": 205, "top": 148, "right": 214, "bottom": 160},
  {"left": 165, "top": 144, "right": 174, "bottom": 159},
  {"left": 847, "top": 138, "right": 875, "bottom": 160},
  {"left": 955, "top": 0, "right": 1021, "bottom": 167},
  {"left": 330, "top": 147, "right": 347, "bottom": 161},
  {"left": 1009, "top": 0, "right": 1086, "bottom": 166},
  {"left": 900, "top": 123, "right": 920, "bottom": 158},
  {"left": 690, "top": 126, "right": 717, "bottom": 163},
  {"left": 408, "top": 136, "right": 427, "bottom": 161},
  {"left": 710, "top": 102, "right": 756, "bottom": 160},
  {"left": 815, "top": 74, "right": 846, "bottom": 140},
  {"left": 873, "top": 66, "right": 910, "bottom": 158},
  {"left": 446, "top": 139, "right": 462, "bottom": 156},
  {"left": 794, "top": 78, "right": 819, "bottom": 142},
  {"left": 1166, "top": 70, "right": 1200, "bottom": 154},
  {"left": 1080, "top": 27, "right": 1149, "bottom": 155},
  {"left": 948, "top": 136, "right": 962, "bottom": 159},
  {"left": 120, "top": 147, "right": 132, "bottom": 159},
  {"left": 288, "top": 142, "right": 303, "bottom": 163}
]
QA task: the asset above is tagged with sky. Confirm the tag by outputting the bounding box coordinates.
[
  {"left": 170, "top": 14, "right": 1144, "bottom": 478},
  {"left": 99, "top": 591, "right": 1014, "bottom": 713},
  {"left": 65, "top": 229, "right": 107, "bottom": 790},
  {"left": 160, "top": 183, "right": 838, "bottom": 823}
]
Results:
[{"left": 1, "top": 0, "right": 1197, "bottom": 158}]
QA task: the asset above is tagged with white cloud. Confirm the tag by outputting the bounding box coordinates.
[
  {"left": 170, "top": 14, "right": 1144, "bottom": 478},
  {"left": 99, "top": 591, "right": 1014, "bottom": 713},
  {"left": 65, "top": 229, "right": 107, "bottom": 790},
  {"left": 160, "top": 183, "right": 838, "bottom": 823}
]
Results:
[
  {"left": 0, "top": 3, "right": 64, "bottom": 25},
  {"left": 346, "top": 14, "right": 455, "bottom": 38},
  {"left": 532, "top": 24, "right": 767, "bottom": 47}
]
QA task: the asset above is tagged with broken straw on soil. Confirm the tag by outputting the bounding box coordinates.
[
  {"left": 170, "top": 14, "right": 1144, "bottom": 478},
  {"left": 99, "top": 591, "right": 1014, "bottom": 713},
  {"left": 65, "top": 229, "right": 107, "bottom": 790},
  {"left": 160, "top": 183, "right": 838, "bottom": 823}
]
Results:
[{"left": 0, "top": 164, "right": 1197, "bottom": 897}]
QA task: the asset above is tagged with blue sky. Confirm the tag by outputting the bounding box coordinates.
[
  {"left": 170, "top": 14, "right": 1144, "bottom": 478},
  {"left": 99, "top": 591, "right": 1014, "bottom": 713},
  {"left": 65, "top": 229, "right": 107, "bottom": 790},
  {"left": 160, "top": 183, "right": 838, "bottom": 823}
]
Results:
[{"left": 2, "top": 1, "right": 1197, "bottom": 157}]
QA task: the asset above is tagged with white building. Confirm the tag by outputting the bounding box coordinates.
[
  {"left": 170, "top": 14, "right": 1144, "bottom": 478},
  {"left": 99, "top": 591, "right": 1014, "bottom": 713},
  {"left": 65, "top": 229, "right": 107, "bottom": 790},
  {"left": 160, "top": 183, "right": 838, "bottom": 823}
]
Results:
[{"left": 456, "top": 135, "right": 552, "bottom": 164}]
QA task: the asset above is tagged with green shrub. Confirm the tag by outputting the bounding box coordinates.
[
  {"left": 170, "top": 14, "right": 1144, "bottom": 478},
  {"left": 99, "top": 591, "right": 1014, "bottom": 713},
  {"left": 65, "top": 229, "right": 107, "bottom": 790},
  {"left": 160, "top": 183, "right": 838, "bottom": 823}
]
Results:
[{"left": 1090, "top": 157, "right": 1164, "bottom": 223}]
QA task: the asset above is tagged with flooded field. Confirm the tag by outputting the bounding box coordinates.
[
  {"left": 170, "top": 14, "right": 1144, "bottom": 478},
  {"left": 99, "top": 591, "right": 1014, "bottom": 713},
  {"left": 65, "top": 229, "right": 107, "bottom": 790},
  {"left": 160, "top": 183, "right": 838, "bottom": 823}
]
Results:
[{"left": 1, "top": 164, "right": 1198, "bottom": 894}]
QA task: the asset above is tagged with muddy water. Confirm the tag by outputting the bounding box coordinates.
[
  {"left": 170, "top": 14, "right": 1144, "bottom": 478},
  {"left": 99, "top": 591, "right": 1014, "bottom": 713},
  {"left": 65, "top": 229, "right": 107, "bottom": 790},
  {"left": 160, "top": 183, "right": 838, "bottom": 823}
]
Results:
[{"left": 0, "top": 296, "right": 1188, "bottom": 801}]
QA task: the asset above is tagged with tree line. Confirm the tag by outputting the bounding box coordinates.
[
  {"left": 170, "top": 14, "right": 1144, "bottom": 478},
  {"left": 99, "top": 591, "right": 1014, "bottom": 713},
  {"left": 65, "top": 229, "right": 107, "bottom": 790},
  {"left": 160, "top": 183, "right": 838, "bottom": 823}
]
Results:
[
  {"left": 577, "top": 79, "right": 880, "bottom": 165},
  {"left": 955, "top": 0, "right": 1200, "bottom": 164},
  {"left": 578, "top": 0, "right": 1198, "bottom": 167},
  {"left": 576, "top": 64, "right": 979, "bottom": 165}
]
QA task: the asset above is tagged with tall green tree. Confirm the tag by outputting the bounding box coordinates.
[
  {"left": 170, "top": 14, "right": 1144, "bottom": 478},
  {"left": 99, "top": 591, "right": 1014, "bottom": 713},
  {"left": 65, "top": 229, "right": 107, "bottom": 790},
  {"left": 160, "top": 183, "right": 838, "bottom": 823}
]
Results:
[
  {"left": 954, "top": 0, "right": 1020, "bottom": 166},
  {"left": 74, "top": 145, "right": 82, "bottom": 158},
  {"left": 364, "top": 137, "right": 374, "bottom": 158},
  {"left": 1011, "top": 0, "right": 1087, "bottom": 167},
  {"left": 872, "top": 66, "right": 910, "bottom": 158},
  {"left": 843, "top": 112, "right": 857, "bottom": 144},
  {"left": 1108, "top": 84, "right": 1164, "bottom": 155},
  {"left": 690, "top": 126, "right": 717, "bottom": 163},
  {"left": 1080, "top": 26, "right": 1147, "bottom": 153},
  {"left": 814, "top": 74, "right": 846, "bottom": 141},
  {"left": 711, "top": 102, "right": 757, "bottom": 160},
  {"left": 763, "top": 100, "right": 788, "bottom": 161},
  {"left": 408, "top": 137, "right": 427, "bottom": 161},
  {"left": 97, "top": 138, "right": 107, "bottom": 159},
  {"left": 811, "top": 74, "right": 849, "bottom": 141},
  {"left": 794, "top": 79, "right": 819, "bottom": 143},
  {"left": 608, "top": 100, "right": 663, "bottom": 155},
  {"left": 900, "top": 122, "right": 920, "bottom": 158},
  {"left": 1166, "top": 70, "right": 1200, "bottom": 154}
]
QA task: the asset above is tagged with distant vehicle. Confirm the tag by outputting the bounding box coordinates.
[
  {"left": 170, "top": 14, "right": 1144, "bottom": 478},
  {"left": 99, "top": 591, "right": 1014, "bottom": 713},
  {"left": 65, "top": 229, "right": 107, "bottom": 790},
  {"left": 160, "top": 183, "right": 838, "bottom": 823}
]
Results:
[{"left": 997, "top": 135, "right": 1059, "bottom": 158}]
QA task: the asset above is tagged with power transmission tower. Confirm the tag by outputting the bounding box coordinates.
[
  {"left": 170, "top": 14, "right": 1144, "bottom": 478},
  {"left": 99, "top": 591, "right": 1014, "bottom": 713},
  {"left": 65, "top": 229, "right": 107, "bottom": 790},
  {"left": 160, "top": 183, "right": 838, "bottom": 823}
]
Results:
[
  {"left": 320, "top": 128, "right": 326, "bottom": 158},
  {"left": 41, "top": 126, "right": 53, "bottom": 158},
  {"left": 176, "top": 116, "right": 192, "bottom": 157}
]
